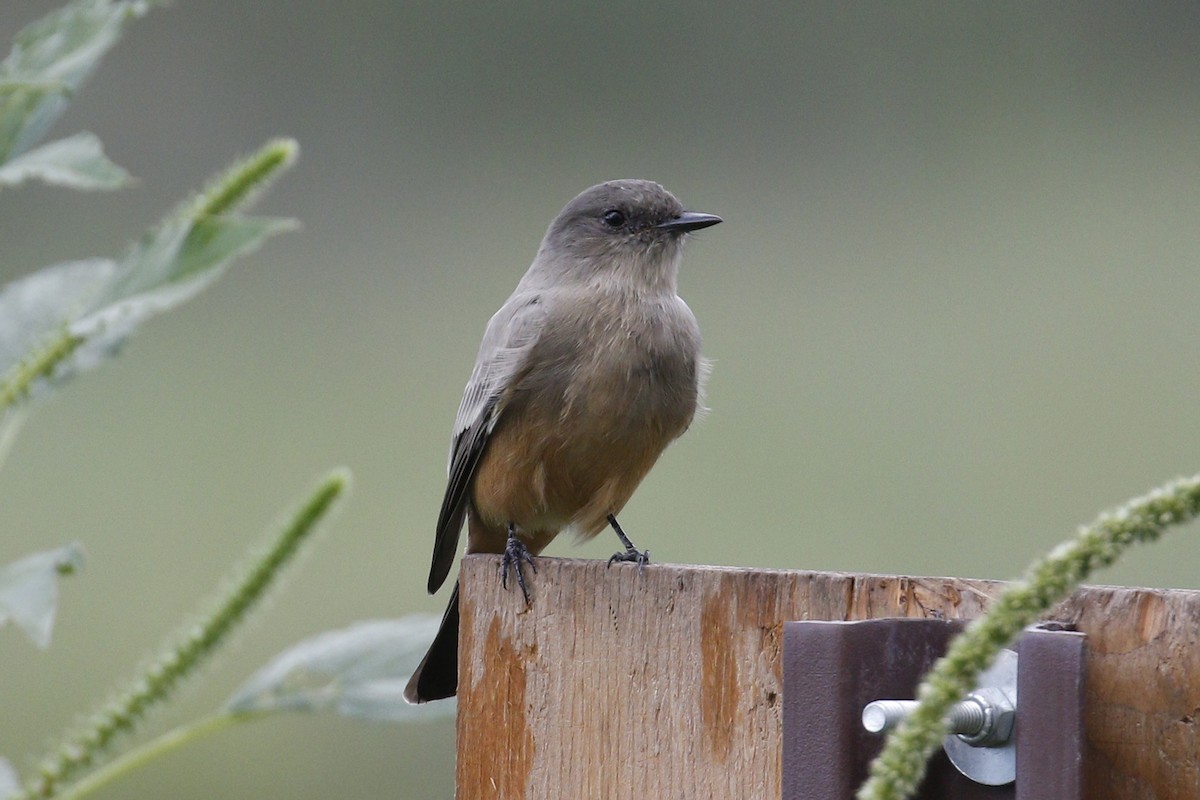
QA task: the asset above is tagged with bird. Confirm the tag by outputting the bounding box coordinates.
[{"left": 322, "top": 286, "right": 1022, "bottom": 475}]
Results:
[{"left": 404, "top": 179, "right": 721, "bottom": 703}]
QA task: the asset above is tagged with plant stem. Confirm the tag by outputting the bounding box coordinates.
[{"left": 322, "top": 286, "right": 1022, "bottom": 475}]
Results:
[
  {"left": 0, "top": 329, "right": 81, "bottom": 415},
  {"left": 856, "top": 473, "right": 1200, "bottom": 800},
  {"left": 54, "top": 713, "right": 249, "bottom": 800}
]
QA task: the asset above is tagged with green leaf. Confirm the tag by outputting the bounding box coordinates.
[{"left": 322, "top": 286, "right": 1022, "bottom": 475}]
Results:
[
  {"left": 68, "top": 214, "right": 296, "bottom": 371},
  {"left": 0, "top": 131, "right": 130, "bottom": 190},
  {"left": 89, "top": 214, "right": 295, "bottom": 313},
  {"left": 0, "top": 259, "right": 115, "bottom": 380},
  {"left": 226, "top": 617, "right": 455, "bottom": 722},
  {"left": 0, "top": 757, "right": 18, "bottom": 800},
  {"left": 0, "top": 542, "right": 84, "bottom": 649},
  {"left": 0, "top": 139, "right": 297, "bottom": 431},
  {"left": 0, "top": 0, "right": 151, "bottom": 163}
]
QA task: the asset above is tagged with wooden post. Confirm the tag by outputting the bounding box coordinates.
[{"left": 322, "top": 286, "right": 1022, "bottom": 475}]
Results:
[{"left": 454, "top": 556, "right": 1200, "bottom": 799}]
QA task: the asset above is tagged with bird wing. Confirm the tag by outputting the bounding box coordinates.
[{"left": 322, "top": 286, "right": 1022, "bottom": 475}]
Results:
[{"left": 426, "top": 291, "right": 548, "bottom": 593}]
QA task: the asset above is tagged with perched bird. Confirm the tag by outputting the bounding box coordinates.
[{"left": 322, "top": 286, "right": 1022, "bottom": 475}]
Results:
[{"left": 404, "top": 179, "right": 721, "bottom": 703}]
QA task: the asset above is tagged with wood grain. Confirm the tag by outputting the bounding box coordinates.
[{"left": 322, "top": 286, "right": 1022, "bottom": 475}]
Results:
[{"left": 455, "top": 556, "right": 1200, "bottom": 799}]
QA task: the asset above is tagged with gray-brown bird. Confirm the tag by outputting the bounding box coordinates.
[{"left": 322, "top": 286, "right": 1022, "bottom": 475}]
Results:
[{"left": 404, "top": 179, "right": 720, "bottom": 703}]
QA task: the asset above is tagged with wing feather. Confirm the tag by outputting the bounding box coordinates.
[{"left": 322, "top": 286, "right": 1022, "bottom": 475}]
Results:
[{"left": 425, "top": 292, "right": 547, "bottom": 593}]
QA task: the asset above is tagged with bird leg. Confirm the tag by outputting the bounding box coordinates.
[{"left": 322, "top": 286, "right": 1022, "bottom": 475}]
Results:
[
  {"left": 500, "top": 522, "right": 537, "bottom": 604},
  {"left": 606, "top": 513, "right": 650, "bottom": 571}
]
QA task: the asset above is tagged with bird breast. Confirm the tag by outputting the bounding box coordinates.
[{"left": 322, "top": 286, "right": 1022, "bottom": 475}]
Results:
[
  {"left": 471, "top": 292, "right": 701, "bottom": 535},
  {"left": 540, "top": 291, "right": 700, "bottom": 439}
]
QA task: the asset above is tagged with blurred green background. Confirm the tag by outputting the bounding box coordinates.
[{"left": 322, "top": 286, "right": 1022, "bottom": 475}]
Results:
[{"left": 2, "top": 2, "right": 1199, "bottom": 797}]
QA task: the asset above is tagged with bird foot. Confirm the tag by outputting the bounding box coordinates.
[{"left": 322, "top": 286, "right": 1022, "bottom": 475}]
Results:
[
  {"left": 500, "top": 526, "right": 537, "bottom": 604},
  {"left": 605, "top": 513, "right": 650, "bottom": 573},
  {"left": 607, "top": 546, "right": 650, "bottom": 573}
]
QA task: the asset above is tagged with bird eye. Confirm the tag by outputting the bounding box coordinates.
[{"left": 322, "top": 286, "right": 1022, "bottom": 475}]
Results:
[{"left": 602, "top": 209, "right": 626, "bottom": 228}]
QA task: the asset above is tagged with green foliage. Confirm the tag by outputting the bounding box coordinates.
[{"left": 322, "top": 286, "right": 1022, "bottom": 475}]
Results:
[
  {"left": 0, "top": 0, "right": 146, "bottom": 178},
  {"left": 0, "top": 0, "right": 298, "bottom": 448},
  {"left": 0, "top": 543, "right": 84, "bottom": 650},
  {"left": 0, "top": 762, "right": 16, "bottom": 800},
  {"left": 0, "top": 138, "right": 299, "bottom": 438},
  {"left": 48, "top": 616, "right": 452, "bottom": 800},
  {"left": 22, "top": 472, "right": 351, "bottom": 800},
  {"left": 228, "top": 617, "right": 453, "bottom": 722},
  {"left": 0, "top": 4, "right": 443, "bottom": 800},
  {"left": 0, "top": 131, "right": 129, "bottom": 190}
]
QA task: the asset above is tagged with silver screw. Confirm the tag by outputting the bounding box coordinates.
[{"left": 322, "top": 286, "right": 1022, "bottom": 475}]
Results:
[{"left": 862, "top": 691, "right": 1011, "bottom": 746}]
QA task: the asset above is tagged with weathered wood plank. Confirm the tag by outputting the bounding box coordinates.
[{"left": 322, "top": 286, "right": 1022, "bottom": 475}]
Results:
[{"left": 455, "top": 556, "right": 1200, "bottom": 799}]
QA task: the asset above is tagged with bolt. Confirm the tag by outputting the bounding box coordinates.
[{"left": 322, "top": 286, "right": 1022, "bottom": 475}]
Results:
[{"left": 862, "top": 690, "right": 1013, "bottom": 747}]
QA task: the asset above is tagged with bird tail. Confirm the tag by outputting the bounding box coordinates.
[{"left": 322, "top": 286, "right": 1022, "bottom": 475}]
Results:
[{"left": 404, "top": 582, "right": 460, "bottom": 703}]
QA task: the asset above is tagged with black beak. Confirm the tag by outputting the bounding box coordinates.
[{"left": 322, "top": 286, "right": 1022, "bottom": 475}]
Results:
[{"left": 656, "top": 211, "right": 723, "bottom": 232}]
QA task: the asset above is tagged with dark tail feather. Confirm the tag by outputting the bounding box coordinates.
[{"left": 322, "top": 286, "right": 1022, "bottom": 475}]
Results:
[{"left": 404, "top": 583, "right": 460, "bottom": 703}]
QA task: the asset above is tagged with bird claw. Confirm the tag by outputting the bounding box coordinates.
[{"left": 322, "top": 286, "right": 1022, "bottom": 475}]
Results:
[
  {"left": 605, "top": 514, "right": 649, "bottom": 574},
  {"left": 501, "top": 532, "right": 537, "bottom": 604},
  {"left": 607, "top": 547, "right": 650, "bottom": 574}
]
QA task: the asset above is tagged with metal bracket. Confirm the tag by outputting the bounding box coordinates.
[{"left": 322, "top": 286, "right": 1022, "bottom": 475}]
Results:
[{"left": 781, "top": 618, "right": 1086, "bottom": 799}]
